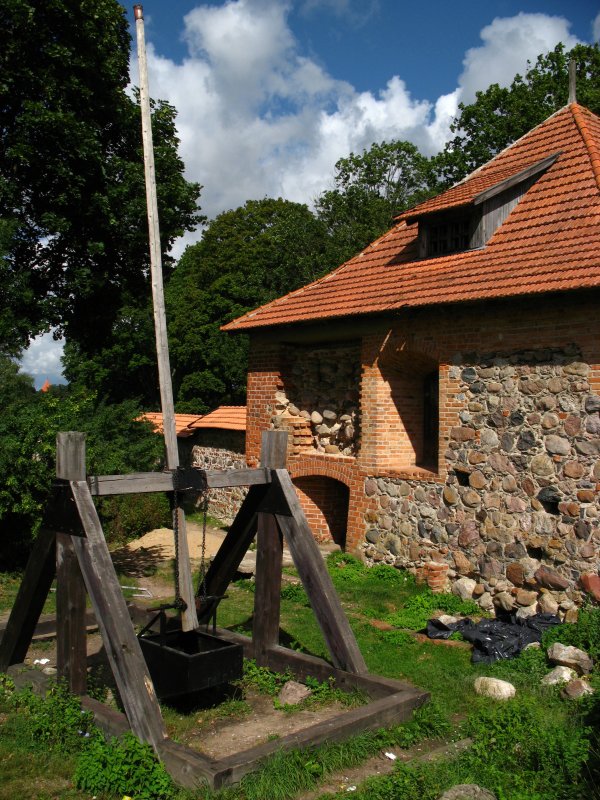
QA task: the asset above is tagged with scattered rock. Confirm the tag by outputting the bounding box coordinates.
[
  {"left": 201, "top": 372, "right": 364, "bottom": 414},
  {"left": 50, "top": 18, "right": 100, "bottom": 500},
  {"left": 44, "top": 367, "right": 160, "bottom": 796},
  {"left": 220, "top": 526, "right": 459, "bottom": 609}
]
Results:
[
  {"left": 453, "top": 577, "right": 477, "bottom": 601},
  {"left": 547, "top": 643, "right": 593, "bottom": 675},
  {"left": 580, "top": 573, "right": 600, "bottom": 601},
  {"left": 562, "top": 679, "right": 594, "bottom": 699},
  {"left": 541, "top": 666, "right": 576, "bottom": 685},
  {"left": 538, "top": 592, "right": 559, "bottom": 615},
  {"left": 277, "top": 680, "right": 312, "bottom": 706},
  {"left": 493, "top": 591, "right": 515, "bottom": 612},
  {"left": 534, "top": 566, "right": 569, "bottom": 591},
  {"left": 474, "top": 677, "right": 516, "bottom": 700}
]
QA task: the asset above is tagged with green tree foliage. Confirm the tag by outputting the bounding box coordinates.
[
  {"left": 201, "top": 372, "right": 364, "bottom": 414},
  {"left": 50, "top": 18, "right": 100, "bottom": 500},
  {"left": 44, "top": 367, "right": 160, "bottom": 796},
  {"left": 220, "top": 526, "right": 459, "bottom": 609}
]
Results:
[
  {"left": 315, "top": 140, "right": 437, "bottom": 265},
  {"left": 0, "top": 0, "right": 201, "bottom": 361},
  {"left": 166, "top": 198, "right": 334, "bottom": 412},
  {"left": 435, "top": 43, "right": 600, "bottom": 186},
  {"left": 0, "top": 360, "right": 166, "bottom": 566}
]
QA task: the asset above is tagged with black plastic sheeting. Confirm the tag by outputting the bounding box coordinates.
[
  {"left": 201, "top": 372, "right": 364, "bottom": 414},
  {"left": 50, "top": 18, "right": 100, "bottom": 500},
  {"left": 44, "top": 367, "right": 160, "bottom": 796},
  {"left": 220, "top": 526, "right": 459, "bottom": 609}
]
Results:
[{"left": 425, "top": 611, "right": 562, "bottom": 664}]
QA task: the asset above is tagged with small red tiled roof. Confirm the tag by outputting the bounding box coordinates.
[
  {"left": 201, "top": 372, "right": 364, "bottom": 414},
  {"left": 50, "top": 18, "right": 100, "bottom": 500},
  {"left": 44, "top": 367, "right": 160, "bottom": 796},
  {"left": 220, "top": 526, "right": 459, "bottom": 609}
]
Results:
[
  {"left": 141, "top": 406, "right": 246, "bottom": 436},
  {"left": 223, "top": 104, "right": 600, "bottom": 333},
  {"left": 141, "top": 412, "right": 204, "bottom": 438},
  {"left": 190, "top": 406, "right": 247, "bottom": 431}
]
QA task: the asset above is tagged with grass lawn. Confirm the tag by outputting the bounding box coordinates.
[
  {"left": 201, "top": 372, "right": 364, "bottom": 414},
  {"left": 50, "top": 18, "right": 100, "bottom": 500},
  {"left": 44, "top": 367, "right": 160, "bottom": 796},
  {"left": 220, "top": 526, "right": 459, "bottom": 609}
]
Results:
[{"left": 1, "top": 553, "right": 599, "bottom": 800}]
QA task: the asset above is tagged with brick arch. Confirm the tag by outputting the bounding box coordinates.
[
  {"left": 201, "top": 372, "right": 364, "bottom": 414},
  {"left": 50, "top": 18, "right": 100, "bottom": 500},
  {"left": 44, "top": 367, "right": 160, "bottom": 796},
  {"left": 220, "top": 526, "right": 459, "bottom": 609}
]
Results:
[
  {"left": 291, "top": 475, "right": 350, "bottom": 548},
  {"left": 288, "top": 457, "right": 355, "bottom": 547}
]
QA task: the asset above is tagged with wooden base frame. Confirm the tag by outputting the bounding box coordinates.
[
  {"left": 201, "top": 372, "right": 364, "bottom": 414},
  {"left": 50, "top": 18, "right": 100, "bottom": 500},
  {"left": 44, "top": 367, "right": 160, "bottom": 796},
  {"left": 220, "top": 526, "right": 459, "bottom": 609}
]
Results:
[{"left": 0, "top": 431, "right": 428, "bottom": 789}]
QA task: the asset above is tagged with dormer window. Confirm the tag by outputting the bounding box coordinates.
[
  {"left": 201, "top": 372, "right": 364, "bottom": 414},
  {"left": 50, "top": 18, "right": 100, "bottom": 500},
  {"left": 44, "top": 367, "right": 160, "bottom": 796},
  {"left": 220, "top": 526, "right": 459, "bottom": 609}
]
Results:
[
  {"left": 412, "top": 152, "right": 561, "bottom": 260},
  {"left": 419, "top": 210, "right": 480, "bottom": 259}
]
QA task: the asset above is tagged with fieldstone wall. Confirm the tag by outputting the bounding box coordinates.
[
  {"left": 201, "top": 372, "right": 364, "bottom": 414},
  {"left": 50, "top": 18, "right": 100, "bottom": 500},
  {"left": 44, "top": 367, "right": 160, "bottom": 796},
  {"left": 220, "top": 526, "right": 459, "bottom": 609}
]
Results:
[
  {"left": 191, "top": 429, "right": 247, "bottom": 524},
  {"left": 362, "top": 347, "right": 600, "bottom": 617},
  {"left": 271, "top": 343, "right": 361, "bottom": 456}
]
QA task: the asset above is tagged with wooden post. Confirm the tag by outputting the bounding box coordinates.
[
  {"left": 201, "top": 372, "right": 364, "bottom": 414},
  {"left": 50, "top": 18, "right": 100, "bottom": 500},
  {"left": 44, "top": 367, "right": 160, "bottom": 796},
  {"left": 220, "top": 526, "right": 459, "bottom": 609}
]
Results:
[
  {"left": 273, "top": 469, "right": 367, "bottom": 674},
  {"left": 0, "top": 526, "right": 56, "bottom": 671},
  {"left": 134, "top": 4, "right": 197, "bottom": 631},
  {"left": 70, "top": 480, "right": 167, "bottom": 751},
  {"left": 56, "top": 432, "right": 87, "bottom": 694},
  {"left": 568, "top": 58, "right": 577, "bottom": 105},
  {"left": 253, "top": 432, "right": 287, "bottom": 663}
]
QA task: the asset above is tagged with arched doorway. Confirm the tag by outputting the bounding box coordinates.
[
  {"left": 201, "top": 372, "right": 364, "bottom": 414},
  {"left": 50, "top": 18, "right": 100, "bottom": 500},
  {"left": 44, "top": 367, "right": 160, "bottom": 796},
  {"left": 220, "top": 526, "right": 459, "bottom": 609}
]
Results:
[{"left": 292, "top": 476, "right": 350, "bottom": 548}]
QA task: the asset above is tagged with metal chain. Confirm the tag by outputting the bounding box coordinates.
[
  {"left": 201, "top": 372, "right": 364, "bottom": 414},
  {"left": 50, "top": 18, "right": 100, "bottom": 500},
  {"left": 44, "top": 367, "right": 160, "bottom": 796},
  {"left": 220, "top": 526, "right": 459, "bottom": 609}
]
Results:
[
  {"left": 171, "top": 471, "right": 184, "bottom": 610},
  {"left": 196, "top": 491, "right": 209, "bottom": 601}
]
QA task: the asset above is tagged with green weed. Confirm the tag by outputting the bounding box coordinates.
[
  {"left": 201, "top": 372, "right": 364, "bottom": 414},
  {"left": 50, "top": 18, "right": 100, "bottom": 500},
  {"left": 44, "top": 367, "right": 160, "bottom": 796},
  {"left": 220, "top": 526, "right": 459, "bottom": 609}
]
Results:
[
  {"left": 75, "top": 731, "right": 175, "bottom": 800},
  {"left": 385, "top": 589, "right": 480, "bottom": 631},
  {"left": 543, "top": 604, "right": 600, "bottom": 660}
]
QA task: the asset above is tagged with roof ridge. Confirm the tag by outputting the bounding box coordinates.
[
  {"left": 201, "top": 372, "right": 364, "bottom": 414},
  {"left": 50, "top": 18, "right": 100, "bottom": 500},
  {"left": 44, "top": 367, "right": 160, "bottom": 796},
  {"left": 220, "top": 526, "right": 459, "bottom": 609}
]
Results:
[
  {"left": 570, "top": 102, "right": 600, "bottom": 194},
  {"left": 456, "top": 103, "right": 572, "bottom": 186},
  {"left": 399, "top": 104, "right": 575, "bottom": 221}
]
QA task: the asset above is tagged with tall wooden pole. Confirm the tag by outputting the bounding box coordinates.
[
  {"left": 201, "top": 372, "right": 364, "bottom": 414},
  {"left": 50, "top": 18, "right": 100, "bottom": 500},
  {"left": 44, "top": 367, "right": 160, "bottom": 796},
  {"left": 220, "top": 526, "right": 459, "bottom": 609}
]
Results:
[{"left": 133, "top": 5, "right": 198, "bottom": 630}]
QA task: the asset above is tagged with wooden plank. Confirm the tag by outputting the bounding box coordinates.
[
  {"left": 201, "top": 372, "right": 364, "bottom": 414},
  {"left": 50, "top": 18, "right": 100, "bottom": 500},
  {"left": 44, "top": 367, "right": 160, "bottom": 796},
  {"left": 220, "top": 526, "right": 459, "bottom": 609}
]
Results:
[
  {"left": 260, "top": 430, "right": 289, "bottom": 467},
  {"left": 0, "top": 610, "right": 98, "bottom": 642},
  {"left": 69, "top": 480, "right": 167, "bottom": 751},
  {"left": 205, "top": 469, "right": 270, "bottom": 489},
  {"left": 56, "top": 432, "right": 87, "bottom": 695},
  {"left": 215, "top": 689, "right": 427, "bottom": 785},
  {"left": 81, "top": 695, "right": 130, "bottom": 738},
  {"left": 263, "top": 645, "right": 421, "bottom": 700},
  {"left": 273, "top": 469, "right": 367, "bottom": 675},
  {"left": 88, "top": 468, "right": 270, "bottom": 496},
  {"left": 0, "top": 526, "right": 56, "bottom": 671},
  {"left": 253, "top": 515, "right": 283, "bottom": 664},
  {"left": 252, "top": 431, "right": 288, "bottom": 663},
  {"left": 196, "top": 485, "right": 266, "bottom": 623},
  {"left": 157, "top": 739, "right": 227, "bottom": 790},
  {"left": 89, "top": 471, "right": 173, "bottom": 495},
  {"left": 56, "top": 534, "right": 87, "bottom": 694}
]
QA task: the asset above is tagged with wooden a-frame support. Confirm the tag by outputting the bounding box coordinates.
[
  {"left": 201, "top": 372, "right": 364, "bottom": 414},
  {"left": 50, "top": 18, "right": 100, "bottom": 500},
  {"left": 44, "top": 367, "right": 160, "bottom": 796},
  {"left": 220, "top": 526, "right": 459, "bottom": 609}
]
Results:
[{"left": 0, "top": 430, "right": 427, "bottom": 788}]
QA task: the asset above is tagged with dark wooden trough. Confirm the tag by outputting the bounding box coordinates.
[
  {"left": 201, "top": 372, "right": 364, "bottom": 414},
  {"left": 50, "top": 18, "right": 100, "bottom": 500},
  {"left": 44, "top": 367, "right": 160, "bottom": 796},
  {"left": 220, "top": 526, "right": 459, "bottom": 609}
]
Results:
[{"left": 138, "top": 628, "right": 243, "bottom": 700}]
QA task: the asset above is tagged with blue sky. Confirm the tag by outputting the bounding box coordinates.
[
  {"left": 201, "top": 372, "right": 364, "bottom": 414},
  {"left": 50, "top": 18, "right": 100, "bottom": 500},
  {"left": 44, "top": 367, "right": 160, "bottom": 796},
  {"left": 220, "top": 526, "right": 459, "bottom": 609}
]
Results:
[{"left": 21, "top": 0, "right": 600, "bottom": 386}]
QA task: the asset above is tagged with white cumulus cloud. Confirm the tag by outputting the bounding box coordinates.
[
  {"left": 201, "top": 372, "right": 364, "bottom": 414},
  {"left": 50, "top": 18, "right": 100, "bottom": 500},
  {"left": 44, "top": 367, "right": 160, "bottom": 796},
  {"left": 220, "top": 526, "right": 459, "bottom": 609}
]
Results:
[
  {"left": 132, "top": 3, "right": 583, "bottom": 228},
  {"left": 458, "top": 13, "right": 580, "bottom": 104}
]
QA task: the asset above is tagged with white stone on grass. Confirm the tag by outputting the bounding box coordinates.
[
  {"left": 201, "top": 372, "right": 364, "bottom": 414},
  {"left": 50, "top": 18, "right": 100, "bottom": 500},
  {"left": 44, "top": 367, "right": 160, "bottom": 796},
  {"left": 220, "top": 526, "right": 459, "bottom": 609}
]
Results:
[
  {"left": 541, "top": 666, "right": 577, "bottom": 686},
  {"left": 474, "top": 677, "right": 516, "bottom": 700}
]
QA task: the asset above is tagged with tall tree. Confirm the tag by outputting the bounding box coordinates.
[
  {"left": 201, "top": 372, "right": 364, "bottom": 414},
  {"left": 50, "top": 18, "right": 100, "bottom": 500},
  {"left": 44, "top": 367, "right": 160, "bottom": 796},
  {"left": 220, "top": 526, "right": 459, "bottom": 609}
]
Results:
[
  {"left": 166, "top": 198, "right": 334, "bottom": 412},
  {"left": 435, "top": 43, "right": 600, "bottom": 187},
  {"left": 315, "top": 140, "right": 437, "bottom": 266},
  {"left": 0, "top": 0, "right": 201, "bottom": 361}
]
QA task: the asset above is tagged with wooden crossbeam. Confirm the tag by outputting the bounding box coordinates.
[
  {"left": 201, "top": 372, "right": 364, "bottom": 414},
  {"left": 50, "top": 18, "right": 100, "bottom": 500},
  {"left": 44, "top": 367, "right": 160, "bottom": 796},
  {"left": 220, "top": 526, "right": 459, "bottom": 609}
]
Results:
[{"left": 88, "top": 468, "right": 270, "bottom": 496}]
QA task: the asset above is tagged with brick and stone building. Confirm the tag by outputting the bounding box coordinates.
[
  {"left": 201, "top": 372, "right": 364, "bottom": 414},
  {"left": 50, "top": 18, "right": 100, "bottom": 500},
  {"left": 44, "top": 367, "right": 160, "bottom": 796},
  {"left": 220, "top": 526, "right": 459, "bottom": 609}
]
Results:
[
  {"left": 143, "top": 407, "right": 247, "bottom": 522},
  {"left": 223, "top": 103, "right": 600, "bottom": 613}
]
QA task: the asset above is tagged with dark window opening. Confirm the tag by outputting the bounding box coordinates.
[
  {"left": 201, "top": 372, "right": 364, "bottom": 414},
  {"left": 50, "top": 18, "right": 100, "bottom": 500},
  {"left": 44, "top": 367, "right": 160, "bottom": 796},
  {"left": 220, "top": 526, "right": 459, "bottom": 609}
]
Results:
[
  {"left": 422, "top": 370, "right": 439, "bottom": 468},
  {"left": 428, "top": 218, "right": 470, "bottom": 256}
]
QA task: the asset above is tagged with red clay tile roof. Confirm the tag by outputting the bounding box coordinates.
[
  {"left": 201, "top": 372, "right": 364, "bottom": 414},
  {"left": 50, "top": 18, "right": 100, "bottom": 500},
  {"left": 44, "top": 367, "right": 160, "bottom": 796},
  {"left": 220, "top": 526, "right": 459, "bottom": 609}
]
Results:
[
  {"left": 191, "top": 406, "right": 247, "bottom": 431},
  {"left": 141, "top": 406, "right": 246, "bottom": 436},
  {"left": 223, "top": 104, "right": 600, "bottom": 333},
  {"left": 141, "top": 412, "right": 204, "bottom": 438}
]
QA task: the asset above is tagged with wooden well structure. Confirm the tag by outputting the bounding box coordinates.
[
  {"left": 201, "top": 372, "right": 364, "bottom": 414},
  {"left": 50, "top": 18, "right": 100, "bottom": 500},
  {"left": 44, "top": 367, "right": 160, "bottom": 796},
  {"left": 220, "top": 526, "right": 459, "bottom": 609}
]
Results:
[{"left": 0, "top": 429, "right": 427, "bottom": 788}]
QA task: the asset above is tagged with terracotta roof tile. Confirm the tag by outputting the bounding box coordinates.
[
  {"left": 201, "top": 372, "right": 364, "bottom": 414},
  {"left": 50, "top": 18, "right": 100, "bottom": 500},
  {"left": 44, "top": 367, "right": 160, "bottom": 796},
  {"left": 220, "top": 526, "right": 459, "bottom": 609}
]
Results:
[
  {"left": 191, "top": 406, "right": 247, "bottom": 431},
  {"left": 224, "top": 104, "right": 600, "bottom": 332},
  {"left": 141, "top": 413, "right": 203, "bottom": 438},
  {"left": 141, "top": 406, "right": 247, "bottom": 436}
]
